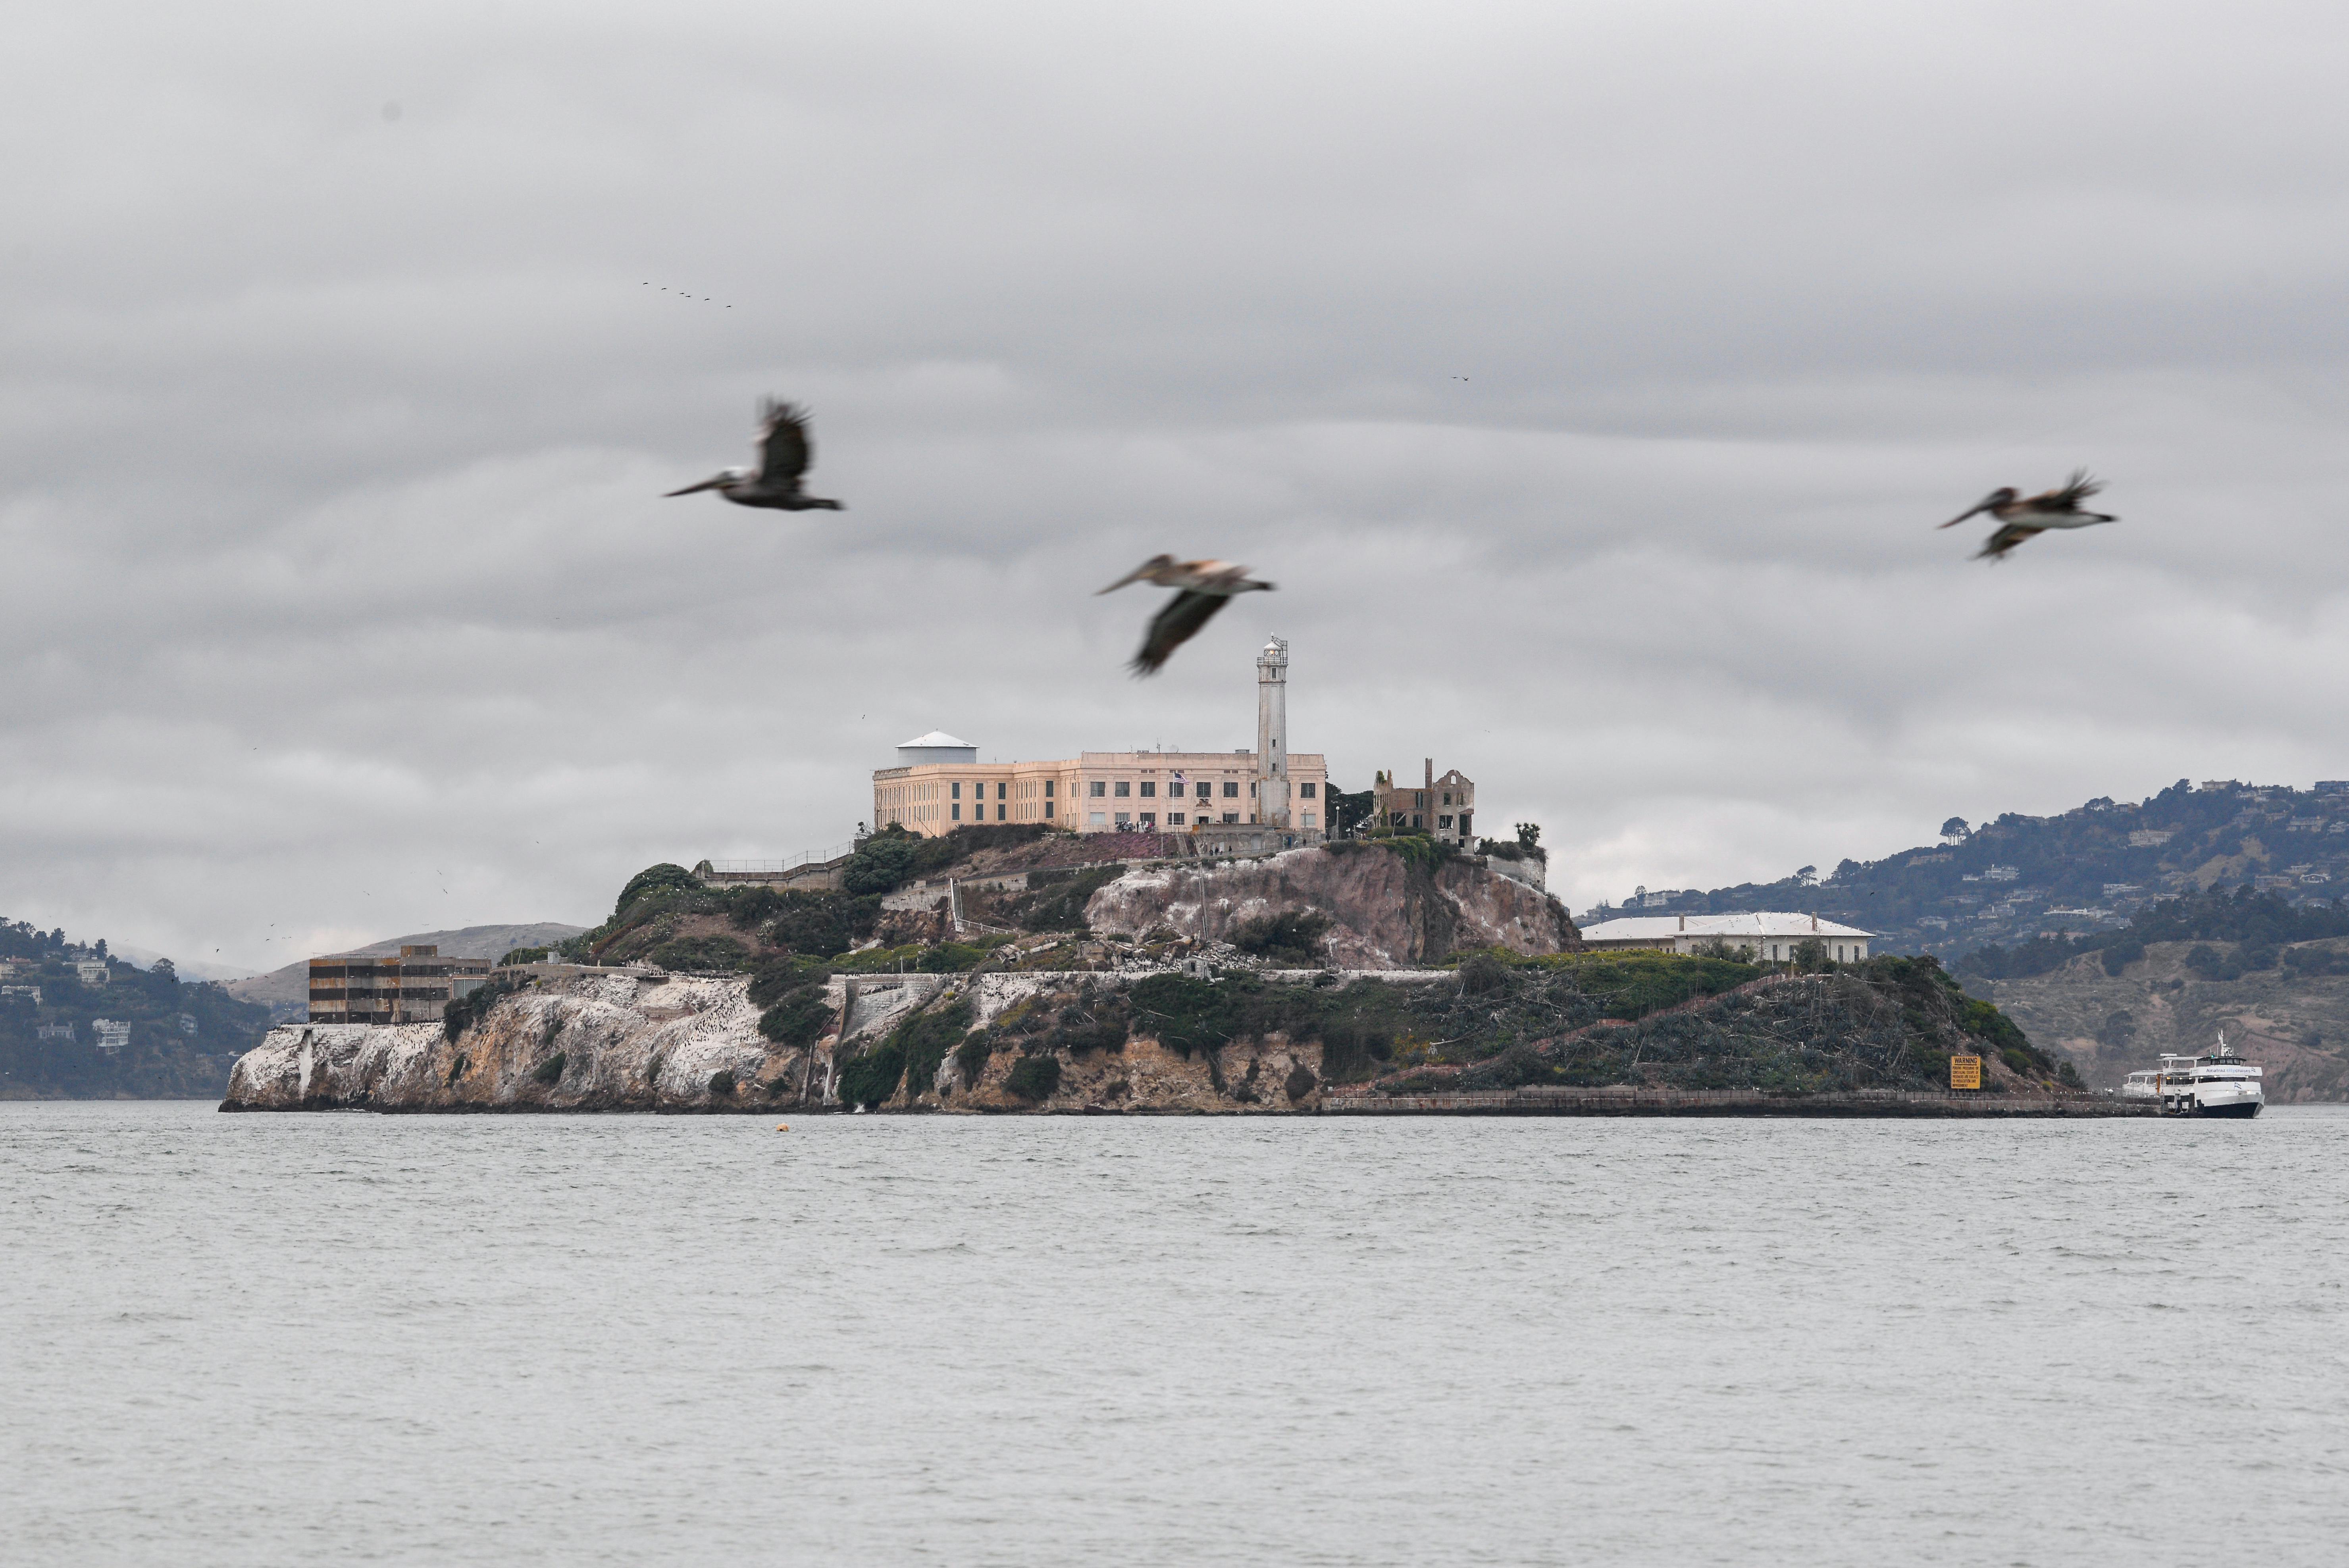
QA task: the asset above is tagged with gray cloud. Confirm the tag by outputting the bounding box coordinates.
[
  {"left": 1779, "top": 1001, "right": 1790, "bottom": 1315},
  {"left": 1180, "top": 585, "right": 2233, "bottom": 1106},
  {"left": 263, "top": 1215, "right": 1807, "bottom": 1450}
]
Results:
[{"left": 6, "top": 0, "right": 2349, "bottom": 965}]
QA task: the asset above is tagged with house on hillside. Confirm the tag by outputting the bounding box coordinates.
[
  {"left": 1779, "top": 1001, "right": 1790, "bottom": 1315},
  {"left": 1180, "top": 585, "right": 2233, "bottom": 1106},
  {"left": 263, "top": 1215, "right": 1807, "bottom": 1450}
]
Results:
[{"left": 1578, "top": 912, "right": 1874, "bottom": 965}]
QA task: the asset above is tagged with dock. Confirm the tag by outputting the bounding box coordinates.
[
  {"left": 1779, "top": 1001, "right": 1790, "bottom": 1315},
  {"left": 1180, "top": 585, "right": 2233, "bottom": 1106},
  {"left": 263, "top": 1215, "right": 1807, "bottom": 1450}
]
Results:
[{"left": 1319, "top": 1086, "right": 2156, "bottom": 1118}]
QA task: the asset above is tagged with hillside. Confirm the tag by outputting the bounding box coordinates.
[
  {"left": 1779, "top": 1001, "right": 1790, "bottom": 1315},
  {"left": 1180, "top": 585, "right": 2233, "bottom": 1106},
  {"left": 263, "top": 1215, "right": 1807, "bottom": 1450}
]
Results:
[
  {"left": 1607, "top": 777, "right": 2349, "bottom": 964},
  {"left": 225, "top": 922, "right": 587, "bottom": 1022},
  {"left": 1, "top": 918, "right": 275, "bottom": 1099},
  {"left": 223, "top": 948, "right": 2064, "bottom": 1114},
  {"left": 569, "top": 827, "right": 1573, "bottom": 977},
  {"left": 1964, "top": 929, "right": 2349, "bottom": 1103}
]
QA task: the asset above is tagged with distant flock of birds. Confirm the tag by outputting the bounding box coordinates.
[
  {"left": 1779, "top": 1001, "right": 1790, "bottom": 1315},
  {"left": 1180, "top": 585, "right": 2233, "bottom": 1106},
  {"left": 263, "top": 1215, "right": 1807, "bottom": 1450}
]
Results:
[{"left": 665, "top": 399, "right": 2118, "bottom": 671}]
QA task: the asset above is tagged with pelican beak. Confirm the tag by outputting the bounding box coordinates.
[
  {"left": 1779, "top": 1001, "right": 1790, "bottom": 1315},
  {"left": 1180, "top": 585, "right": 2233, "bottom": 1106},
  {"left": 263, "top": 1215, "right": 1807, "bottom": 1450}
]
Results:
[
  {"left": 1096, "top": 564, "right": 1152, "bottom": 594},
  {"left": 1938, "top": 494, "right": 1999, "bottom": 529},
  {"left": 664, "top": 473, "right": 728, "bottom": 497}
]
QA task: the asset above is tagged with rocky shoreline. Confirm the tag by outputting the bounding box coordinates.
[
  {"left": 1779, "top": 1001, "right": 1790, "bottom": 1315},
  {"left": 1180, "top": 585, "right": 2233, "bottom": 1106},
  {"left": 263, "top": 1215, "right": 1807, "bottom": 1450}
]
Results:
[{"left": 221, "top": 954, "right": 2093, "bottom": 1116}]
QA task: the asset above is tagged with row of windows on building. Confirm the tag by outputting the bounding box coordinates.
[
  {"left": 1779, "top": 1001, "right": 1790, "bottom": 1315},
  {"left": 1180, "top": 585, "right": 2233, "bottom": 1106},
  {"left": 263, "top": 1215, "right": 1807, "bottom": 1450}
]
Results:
[
  {"left": 1390, "top": 813, "right": 1465, "bottom": 829},
  {"left": 914, "top": 777, "right": 1325, "bottom": 803},
  {"left": 1083, "top": 810, "right": 1321, "bottom": 829},
  {"left": 902, "top": 777, "right": 1324, "bottom": 824}
]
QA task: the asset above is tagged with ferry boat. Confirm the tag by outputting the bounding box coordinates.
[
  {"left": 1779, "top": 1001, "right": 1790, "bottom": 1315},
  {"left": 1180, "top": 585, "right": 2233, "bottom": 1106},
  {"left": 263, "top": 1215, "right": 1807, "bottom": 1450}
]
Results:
[{"left": 2125, "top": 1031, "right": 2263, "bottom": 1118}]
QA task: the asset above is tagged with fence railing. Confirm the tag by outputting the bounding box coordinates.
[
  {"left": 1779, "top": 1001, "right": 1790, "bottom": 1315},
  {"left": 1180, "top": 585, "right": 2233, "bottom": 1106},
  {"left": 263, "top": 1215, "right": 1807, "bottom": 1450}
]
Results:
[{"left": 699, "top": 842, "right": 857, "bottom": 877}]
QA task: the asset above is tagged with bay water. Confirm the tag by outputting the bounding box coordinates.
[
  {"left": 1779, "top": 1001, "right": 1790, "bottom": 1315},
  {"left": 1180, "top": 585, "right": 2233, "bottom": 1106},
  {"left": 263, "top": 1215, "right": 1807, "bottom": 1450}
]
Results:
[{"left": 5, "top": 1102, "right": 2345, "bottom": 1565}]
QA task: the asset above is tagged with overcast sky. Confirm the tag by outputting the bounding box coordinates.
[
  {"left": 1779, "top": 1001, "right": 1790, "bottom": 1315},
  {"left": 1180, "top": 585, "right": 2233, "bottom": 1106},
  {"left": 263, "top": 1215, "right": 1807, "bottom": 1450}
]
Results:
[{"left": 7, "top": 0, "right": 2349, "bottom": 972}]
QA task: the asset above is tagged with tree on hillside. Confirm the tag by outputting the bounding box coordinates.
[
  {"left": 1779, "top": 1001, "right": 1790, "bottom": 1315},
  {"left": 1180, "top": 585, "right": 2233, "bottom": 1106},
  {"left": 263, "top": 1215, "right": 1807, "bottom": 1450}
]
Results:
[
  {"left": 1327, "top": 787, "right": 1375, "bottom": 838},
  {"left": 1941, "top": 817, "right": 1969, "bottom": 843}
]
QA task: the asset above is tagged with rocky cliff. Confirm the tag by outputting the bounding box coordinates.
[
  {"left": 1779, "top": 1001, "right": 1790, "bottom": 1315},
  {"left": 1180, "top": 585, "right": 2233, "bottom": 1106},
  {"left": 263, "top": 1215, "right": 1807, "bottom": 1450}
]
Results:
[
  {"left": 221, "top": 949, "right": 2058, "bottom": 1114},
  {"left": 218, "top": 967, "right": 1414, "bottom": 1115},
  {"left": 1084, "top": 843, "right": 1575, "bottom": 966}
]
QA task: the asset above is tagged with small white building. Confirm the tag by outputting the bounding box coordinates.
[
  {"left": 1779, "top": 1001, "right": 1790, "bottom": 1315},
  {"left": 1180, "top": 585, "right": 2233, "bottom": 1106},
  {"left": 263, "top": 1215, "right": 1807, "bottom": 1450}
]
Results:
[
  {"left": 75, "top": 960, "right": 110, "bottom": 985},
  {"left": 92, "top": 1018, "right": 132, "bottom": 1052},
  {"left": 1578, "top": 912, "right": 1875, "bottom": 965}
]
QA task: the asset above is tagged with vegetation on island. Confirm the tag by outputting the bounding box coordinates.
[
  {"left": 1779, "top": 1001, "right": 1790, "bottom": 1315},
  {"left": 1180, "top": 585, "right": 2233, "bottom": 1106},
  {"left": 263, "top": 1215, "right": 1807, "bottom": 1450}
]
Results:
[
  {"left": 815, "top": 945, "right": 2062, "bottom": 1111},
  {"left": 0, "top": 917, "right": 274, "bottom": 1099},
  {"left": 1617, "top": 778, "right": 2349, "bottom": 966},
  {"left": 1956, "top": 885, "right": 2349, "bottom": 982}
]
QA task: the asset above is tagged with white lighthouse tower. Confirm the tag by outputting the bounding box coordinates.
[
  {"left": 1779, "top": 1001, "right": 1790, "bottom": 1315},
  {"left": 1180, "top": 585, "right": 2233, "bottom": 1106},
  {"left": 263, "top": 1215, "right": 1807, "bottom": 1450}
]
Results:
[{"left": 1255, "top": 636, "right": 1289, "bottom": 827}]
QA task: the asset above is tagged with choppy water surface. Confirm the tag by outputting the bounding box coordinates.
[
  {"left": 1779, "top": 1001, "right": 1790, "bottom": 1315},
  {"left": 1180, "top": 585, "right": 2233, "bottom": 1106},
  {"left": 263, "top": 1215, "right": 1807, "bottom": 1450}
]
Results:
[{"left": 5, "top": 1104, "right": 2346, "bottom": 1566}]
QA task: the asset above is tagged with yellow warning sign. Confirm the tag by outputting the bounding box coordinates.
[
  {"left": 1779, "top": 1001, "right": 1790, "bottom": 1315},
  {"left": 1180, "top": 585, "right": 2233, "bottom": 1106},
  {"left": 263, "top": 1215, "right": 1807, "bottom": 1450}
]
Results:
[{"left": 1950, "top": 1054, "right": 1983, "bottom": 1091}]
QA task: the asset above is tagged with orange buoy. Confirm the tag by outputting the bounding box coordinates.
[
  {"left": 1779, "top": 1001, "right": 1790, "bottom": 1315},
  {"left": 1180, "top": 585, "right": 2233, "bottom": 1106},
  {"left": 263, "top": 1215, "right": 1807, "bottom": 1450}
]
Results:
[{"left": 775, "top": 1123, "right": 789, "bottom": 1131}]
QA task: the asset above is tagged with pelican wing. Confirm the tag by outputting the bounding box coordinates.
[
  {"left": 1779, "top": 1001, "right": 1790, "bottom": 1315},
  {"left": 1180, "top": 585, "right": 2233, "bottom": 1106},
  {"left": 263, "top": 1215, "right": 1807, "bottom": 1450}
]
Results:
[
  {"left": 2036, "top": 469, "right": 2102, "bottom": 511},
  {"left": 1131, "top": 589, "right": 1231, "bottom": 675},
  {"left": 755, "top": 401, "right": 815, "bottom": 489},
  {"left": 1974, "top": 523, "right": 2041, "bottom": 562}
]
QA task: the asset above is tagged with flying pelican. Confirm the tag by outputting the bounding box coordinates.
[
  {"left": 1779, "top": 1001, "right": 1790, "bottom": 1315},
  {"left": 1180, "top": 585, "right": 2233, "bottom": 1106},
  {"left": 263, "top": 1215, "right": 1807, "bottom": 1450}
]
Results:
[
  {"left": 665, "top": 400, "right": 844, "bottom": 510},
  {"left": 1938, "top": 470, "right": 2116, "bottom": 561},
  {"left": 1097, "top": 556, "right": 1276, "bottom": 675}
]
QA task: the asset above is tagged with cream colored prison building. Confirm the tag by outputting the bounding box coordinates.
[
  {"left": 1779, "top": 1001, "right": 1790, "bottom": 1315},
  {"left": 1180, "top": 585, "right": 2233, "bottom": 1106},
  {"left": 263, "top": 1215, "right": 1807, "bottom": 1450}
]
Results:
[
  {"left": 875, "top": 738, "right": 1329, "bottom": 837},
  {"left": 874, "top": 637, "right": 1329, "bottom": 839},
  {"left": 1577, "top": 912, "right": 1874, "bottom": 965}
]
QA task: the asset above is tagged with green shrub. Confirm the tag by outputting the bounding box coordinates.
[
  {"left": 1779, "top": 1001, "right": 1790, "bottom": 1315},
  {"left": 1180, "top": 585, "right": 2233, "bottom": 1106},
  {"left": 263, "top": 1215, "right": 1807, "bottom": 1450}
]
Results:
[
  {"left": 2183, "top": 943, "right": 2242, "bottom": 982},
  {"left": 2284, "top": 946, "right": 2349, "bottom": 979},
  {"left": 1374, "top": 834, "right": 1451, "bottom": 876},
  {"left": 1128, "top": 974, "right": 1244, "bottom": 1058},
  {"left": 707, "top": 1068, "right": 736, "bottom": 1097},
  {"left": 954, "top": 1034, "right": 995, "bottom": 1080},
  {"left": 1006, "top": 1053, "right": 1062, "bottom": 1101},
  {"left": 2100, "top": 937, "right": 2146, "bottom": 976},
  {"left": 840, "top": 824, "right": 1055, "bottom": 897},
  {"left": 614, "top": 863, "right": 702, "bottom": 918},
  {"left": 1316, "top": 1014, "right": 1396, "bottom": 1078},
  {"left": 1049, "top": 1010, "right": 1127, "bottom": 1055},
  {"left": 1515, "top": 952, "right": 1759, "bottom": 1020},
  {"left": 758, "top": 989, "right": 834, "bottom": 1048},
  {"left": 836, "top": 1042, "right": 907, "bottom": 1109},
  {"left": 749, "top": 956, "right": 834, "bottom": 1007},
  {"left": 722, "top": 886, "right": 784, "bottom": 929},
  {"left": 500, "top": 946, "right": 552, "bottom": 968},
  {"left": 763, "top": 891, "right": 882, "bottom": 956},
  {"left": 647, "top": 933, "right": 752, "bottom": 972},
  {"left": 1001, "top": 864, "right": 1126, "bottom": 932},
  {"left": 1457, "top": 954, "right": 1511, "bottom": 995},
  {"left": 531, "top": 1052, "right": 566, "bottom": 1085},
  {"left": 841, "top": 831, "right": 922, "bottom": 895},
  {"left": 891, "top": 1001, "right": 974, "bottom": 1102}
]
